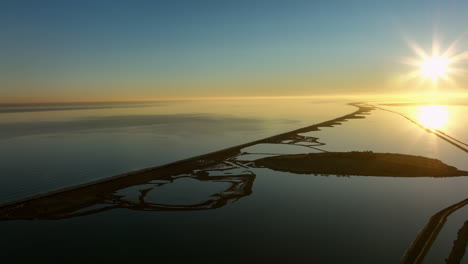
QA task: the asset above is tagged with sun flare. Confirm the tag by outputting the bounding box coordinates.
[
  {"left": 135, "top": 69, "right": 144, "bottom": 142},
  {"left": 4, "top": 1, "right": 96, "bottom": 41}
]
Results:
[
  {"left": 419, "top": 56, "right": 450, "bottom": 80},
  {"left": 403, "top": 37, "right": 468, "bottom": 86},
  {"left": 418, "top": 105, "right": 448, "bottom": 129}
]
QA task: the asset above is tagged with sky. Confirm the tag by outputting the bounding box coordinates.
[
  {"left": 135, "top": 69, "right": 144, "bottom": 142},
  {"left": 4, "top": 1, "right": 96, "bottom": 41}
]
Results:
[{"left": 2, "top": 0, "right": 468, "bottom": 102}]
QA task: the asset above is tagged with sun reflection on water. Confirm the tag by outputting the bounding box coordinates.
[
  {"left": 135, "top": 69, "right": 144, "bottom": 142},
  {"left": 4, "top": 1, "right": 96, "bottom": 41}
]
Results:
[{"left": 418, "top": 105, "right": 448, "bottom": 129}]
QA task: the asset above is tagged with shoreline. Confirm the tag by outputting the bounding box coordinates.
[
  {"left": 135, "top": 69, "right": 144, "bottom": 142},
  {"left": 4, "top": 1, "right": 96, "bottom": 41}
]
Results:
[{"left": 0, "top": 102, "right": 372, "bottom": 212}]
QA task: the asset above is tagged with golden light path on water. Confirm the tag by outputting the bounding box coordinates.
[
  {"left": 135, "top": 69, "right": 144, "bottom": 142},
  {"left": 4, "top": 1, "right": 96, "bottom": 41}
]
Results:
[{"left": 417, "top": 105, "right": 448, "bottom": 129}]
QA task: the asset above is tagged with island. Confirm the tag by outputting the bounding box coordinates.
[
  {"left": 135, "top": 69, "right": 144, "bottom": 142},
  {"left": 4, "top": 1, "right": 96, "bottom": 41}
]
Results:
[{"left": 254, "top": 151, "right": 468, "bottom": 177}]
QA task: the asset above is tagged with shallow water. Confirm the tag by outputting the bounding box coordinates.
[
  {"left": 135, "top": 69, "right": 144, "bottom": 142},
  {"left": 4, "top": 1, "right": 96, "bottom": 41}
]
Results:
[
  {"left": 0, "top": 99, "right": 353, "bottom": 203},
  {"left": 1, "top": 170, "right": 467, "bottom": 263},
  {"left": 383, "top": 104, "right": 468, "bottom": 144},
  {"left": 0, "top": 99, "right": 467, "bottom": 263},
  {"left": 299, "top": 108, "right": 468, "bottom": 170}
]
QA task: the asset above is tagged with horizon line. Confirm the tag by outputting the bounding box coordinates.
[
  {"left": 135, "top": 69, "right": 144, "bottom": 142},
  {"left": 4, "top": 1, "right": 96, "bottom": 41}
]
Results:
[{"left": 1, "top": 92, "right": 467, "bottom": 105}]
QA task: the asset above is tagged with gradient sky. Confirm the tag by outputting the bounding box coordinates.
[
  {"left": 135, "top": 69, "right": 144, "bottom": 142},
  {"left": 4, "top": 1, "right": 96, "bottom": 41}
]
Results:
[{"left": 2, "top": 0, "right": 468, "bottom": 102}]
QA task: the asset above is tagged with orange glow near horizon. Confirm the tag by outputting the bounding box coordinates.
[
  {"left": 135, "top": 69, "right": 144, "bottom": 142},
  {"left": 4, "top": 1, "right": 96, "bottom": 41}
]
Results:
[{"left": 1, "top": 92, "right": 468, "bottom": 105}]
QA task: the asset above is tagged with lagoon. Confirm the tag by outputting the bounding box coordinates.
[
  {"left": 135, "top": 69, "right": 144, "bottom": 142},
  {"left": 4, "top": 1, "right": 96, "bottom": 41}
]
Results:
[{"left": 0, "top": 98, "right": 467, "bottom": 263}]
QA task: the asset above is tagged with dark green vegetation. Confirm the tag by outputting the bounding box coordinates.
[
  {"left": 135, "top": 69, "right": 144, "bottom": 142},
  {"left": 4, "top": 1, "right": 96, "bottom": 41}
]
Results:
[{"left": 255, "top": 151, "right": 468, "bottom": 177}]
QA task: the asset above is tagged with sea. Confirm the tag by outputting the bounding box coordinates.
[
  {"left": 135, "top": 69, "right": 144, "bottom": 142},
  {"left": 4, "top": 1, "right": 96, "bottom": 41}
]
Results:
[{"left": 0, "top": 98, "right": 467, "bottom": 263}]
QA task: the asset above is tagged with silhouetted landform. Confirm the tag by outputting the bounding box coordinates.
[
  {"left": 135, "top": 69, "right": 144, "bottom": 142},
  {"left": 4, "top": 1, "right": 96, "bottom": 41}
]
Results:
[
  {"left": 380, "top": 102, "right": 468, "bottom": 107},
  {"left": 0, "top": 160, "right": 255, "bottom": 220},
  {"left": 254, "top": 152, "right": 468, "bottom": 177},
  {"left": 401, "top": 198, "right": 468, "bottom": 264},
  {"left": 446, "top": 220, "right": 468, "bottom": 264},
  {"left": 0, "top": 101, "right": 167, "bottom": 113},
  {"left": 0, "top": 103, "right": 373, "bottom": 220}
]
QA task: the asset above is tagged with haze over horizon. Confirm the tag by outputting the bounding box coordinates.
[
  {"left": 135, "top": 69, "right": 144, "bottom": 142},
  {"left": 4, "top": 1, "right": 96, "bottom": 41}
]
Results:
[{"left": 2, "top": 0, "right": 468, "bottom": 103}]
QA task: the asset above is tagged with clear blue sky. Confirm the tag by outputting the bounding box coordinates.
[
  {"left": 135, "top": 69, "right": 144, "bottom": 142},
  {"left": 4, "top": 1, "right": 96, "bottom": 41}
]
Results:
[{"left": 2, "top": 0, "right": 468, "bottom": 102}]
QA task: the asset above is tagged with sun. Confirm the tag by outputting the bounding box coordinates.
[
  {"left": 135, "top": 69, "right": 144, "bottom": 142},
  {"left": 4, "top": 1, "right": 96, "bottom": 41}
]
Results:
[
  {"left": 419, "top": 56, "right": 450, "bottom": 80},
  {"left": 402, "top": 37, "right": 468, "bottom": 86}
]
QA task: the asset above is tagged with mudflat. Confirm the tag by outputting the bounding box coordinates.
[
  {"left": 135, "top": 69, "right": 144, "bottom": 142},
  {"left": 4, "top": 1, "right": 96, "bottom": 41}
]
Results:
[{"left": 254, "top": 152, "right": 468, "bottom": 177}]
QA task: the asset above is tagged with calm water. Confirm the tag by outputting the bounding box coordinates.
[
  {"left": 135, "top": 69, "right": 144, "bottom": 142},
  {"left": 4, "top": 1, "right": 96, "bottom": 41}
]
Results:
[
  {"left": 0, "top": 99, "right": 467, "bottom": 263},
  {"left": 0, "top": 99, "right": 353, "bottom": 203}
]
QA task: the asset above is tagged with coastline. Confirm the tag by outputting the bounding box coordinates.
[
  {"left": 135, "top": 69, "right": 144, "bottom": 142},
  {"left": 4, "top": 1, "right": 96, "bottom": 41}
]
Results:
[{"left": 0, "top": 102, "right": 372, "bottom": 212}]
